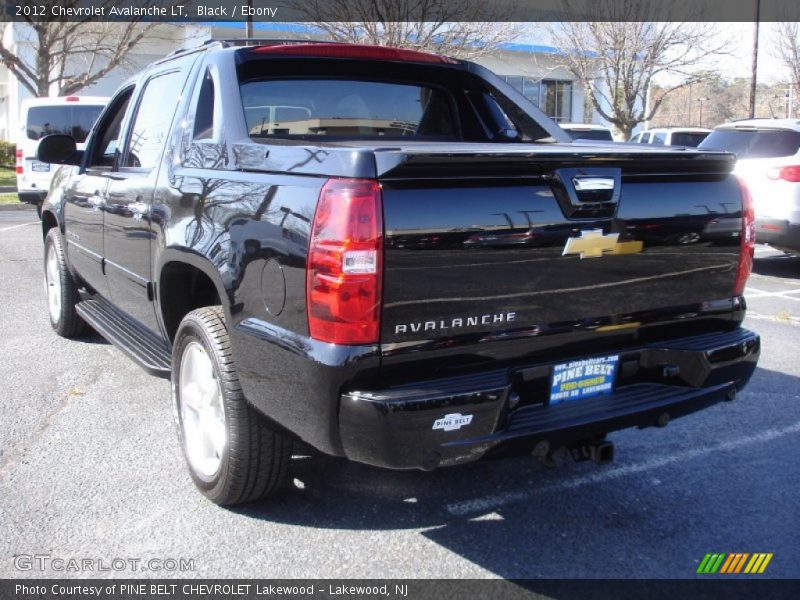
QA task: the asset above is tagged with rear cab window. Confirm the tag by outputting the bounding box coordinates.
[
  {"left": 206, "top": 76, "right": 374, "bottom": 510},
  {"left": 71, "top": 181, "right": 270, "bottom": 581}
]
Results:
[
  {"left": 240, "top": 79, "right": 457, "bottom": 139},
  {"left": 235, "top": 52, "right": 558, "bottom": 144},
  {"left": 699, "top": 128, "right": 800, "bottom": 159}
]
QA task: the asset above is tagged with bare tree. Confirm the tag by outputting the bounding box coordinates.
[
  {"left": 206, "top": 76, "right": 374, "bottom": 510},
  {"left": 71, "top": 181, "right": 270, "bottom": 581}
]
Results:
[
  {"left": 0, "top": 2, "right": 161, "bottom": 97},
  {"left": 545, "top": 0, "right": 730, "bottom": 139},
  {"left": 288, "top": 0, "right": 521, "bottom": 60},
  {"left": 773, "top": 21, "right": 800, "bottom": 113}
]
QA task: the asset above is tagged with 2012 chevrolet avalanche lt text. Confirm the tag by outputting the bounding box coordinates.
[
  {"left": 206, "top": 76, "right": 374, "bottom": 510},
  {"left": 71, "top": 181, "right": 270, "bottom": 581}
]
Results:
[{"left": 36, "top": 41, "right": 760, "bottom": 505}]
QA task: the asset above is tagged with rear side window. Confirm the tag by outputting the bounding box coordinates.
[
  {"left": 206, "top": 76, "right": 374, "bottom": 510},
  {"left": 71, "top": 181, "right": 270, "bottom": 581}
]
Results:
[
  {"left": 669, "top": 132, "right": 709, "bottom": 147},
  {"left": 193, "top": 69, "right": 215, "bottom": 140},
  {"left": 699, "top": 129, "right": 800, "bottom": 159},
  {"left": 651, "top": 132, "right": 666, "bottom": 146},
  {"left": 25, "top": 105, "right": 104, "bottom": 143},
  {"left": 124, "top": 70, "right": 184, "bottom": 169},
  {"left": 240, "top": 79, "right": 456, "bottom": 139}
]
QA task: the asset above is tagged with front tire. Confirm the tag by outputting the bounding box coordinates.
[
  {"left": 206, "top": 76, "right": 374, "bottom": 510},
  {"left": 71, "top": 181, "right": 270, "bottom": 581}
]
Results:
[
  {"left": 172, "top": 306, "right": 291, "bottom": 505},
  {"left": 43, "top": 228, "right": 86, "bottom": 337}
]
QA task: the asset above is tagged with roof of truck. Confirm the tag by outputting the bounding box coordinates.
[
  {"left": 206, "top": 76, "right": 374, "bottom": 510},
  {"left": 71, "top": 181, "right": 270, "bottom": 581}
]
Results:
[{"left": 718, "top": 118, "right": 800, "bottom": 132}]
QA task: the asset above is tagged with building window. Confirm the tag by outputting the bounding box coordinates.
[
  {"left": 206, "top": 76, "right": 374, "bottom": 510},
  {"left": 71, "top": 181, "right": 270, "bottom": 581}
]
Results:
[{"left": 503, "top": 76, "right": 573, "bottom": 122}]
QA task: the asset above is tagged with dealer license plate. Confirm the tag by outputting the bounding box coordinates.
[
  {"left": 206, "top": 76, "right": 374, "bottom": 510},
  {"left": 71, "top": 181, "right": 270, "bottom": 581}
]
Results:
[{"left": 550, "top": 355, "right": 619, "bottom": 405}]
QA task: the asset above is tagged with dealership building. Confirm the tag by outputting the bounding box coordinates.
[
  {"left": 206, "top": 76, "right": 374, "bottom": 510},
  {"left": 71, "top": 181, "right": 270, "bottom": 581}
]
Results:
[{"left": 0, "top": 21, "right": 615, "bottom": 143}]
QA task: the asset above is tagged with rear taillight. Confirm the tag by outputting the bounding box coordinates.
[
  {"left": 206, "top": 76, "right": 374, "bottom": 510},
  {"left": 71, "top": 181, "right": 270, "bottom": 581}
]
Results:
[
  {"left": 306, "top": 178, "right": 383, "bottom": 344},
  {"left": 15, "top": 148, "right": 23, "bottom": 174},
  {"left": 767, "top": 165, "right": 800, "bottom": 182},
  {"left": 733, "top": 177, "right": 755, "bottom": 296}
]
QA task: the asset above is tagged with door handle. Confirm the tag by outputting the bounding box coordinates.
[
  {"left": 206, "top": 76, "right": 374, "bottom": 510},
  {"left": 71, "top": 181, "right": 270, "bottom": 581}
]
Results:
[{"left": 87, "top": 194, "right": 105, "bottom": 207}]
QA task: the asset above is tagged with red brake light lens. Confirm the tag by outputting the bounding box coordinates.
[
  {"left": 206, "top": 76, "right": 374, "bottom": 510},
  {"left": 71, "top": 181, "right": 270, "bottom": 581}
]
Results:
[
  {"left": 307, "top": 178, "right": 383, "bottom": 344},
  {"left": 767, "top": 165, "right": 800, "bottom": 182},
  {"left": 252, "top": 43, "right": 457, "bottom": 64},
  {"left": 733, "top": 177, "right": 755, "bottom": 296},
  {"left": 64, "top": 96, "right": 79, "bottom": 102}
]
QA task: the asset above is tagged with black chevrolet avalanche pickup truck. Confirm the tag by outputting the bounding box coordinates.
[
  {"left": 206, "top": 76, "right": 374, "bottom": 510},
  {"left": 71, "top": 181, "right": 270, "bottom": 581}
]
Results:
[{"left": 37, "top": 41, "right": 760, "bottom": 505}]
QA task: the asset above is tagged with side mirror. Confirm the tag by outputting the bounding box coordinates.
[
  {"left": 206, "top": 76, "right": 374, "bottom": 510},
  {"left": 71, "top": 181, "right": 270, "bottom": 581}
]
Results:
[{"left": 37, "top": 134, "right": 82, "bottom": 166}]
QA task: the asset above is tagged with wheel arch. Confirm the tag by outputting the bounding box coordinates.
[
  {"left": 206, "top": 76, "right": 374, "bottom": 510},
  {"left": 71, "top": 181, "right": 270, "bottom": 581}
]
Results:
[
  {"left": 156, "top": 249, "right": 231, "bottom": 343},
  {"left": 41, "top": 209, "right": 59, "bottom": 239}
]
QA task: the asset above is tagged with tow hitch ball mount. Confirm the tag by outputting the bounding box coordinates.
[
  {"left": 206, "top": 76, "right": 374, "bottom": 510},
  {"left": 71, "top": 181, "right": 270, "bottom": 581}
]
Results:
[{"left": 569, "top": 440, "right": 615, "bottom": 465}]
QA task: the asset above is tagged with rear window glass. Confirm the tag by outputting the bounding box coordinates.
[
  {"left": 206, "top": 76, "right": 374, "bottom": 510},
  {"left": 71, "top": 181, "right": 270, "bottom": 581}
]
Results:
[
  {"left": 699, "top": 129, "right": 800, "bottom": 158},
  {"left": 566, "top": 129, "right": 613, "bottom": 141},
  {"left": 669, "top": 132, "right": 709, "bottom": 147},
  {"left": 25, "top": 104, "right": 104, "bottom": 142},
  {"left": 240, "top": 79, "right": 456, "bottom": 139}
]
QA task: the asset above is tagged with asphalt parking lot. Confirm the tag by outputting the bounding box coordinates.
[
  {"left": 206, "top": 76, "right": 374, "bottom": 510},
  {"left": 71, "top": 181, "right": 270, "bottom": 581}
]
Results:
[{"left": 0, "top": 207, "right": 798, "bottom": 580}]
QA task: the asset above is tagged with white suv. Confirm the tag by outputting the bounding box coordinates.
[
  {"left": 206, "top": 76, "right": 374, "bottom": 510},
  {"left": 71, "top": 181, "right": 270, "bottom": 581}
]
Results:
[
  {"left": 699, "top": 119, "right": 800, "bottom": 255},
  {"left": 16, "top": 96, "right": 108, "bottom": 214},
  {"left": 559, "top": 123, "right": 615, "bottom": 142},
  {"left": 630, "top": 127, "right": 711, "bottom": 147}
]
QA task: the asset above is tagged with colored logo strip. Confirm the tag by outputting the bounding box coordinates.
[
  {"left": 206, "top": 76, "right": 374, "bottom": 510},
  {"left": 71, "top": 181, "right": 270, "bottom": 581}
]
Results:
[
  {"left": 697, "top": 553, "right": 726, "bottom": 574},
  {"left": 697, "top": 552, "right": 773, "bottom": 574}
]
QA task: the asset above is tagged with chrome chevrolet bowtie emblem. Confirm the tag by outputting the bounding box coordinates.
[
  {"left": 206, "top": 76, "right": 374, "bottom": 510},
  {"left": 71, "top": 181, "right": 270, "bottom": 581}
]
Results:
[{"left": 562, "top": 229, "right": 643, "bottom": 259}]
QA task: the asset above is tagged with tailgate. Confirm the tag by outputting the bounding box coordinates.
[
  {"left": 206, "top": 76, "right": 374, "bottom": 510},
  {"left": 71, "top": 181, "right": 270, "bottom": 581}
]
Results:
[{"left": 377, "top": 147, "right": 743, "bottom": 368}]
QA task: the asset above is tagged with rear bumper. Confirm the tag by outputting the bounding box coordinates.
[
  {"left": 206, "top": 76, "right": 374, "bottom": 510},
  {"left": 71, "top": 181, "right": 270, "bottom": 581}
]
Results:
[
  {"left": 755, "top": 217, "right": 800, "bottom": 254},
  {"left": 18, "top": 191, "right": 46, "bottom": 205},
  {"left": 339, "top": 328, "right": 760, "bottom": 470}
]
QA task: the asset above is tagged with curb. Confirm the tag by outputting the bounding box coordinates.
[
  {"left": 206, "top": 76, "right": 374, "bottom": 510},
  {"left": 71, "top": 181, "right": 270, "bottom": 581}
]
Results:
[
  {"left": 0, "top": 203, "right": 35, "bottom": 211},
  {"left": 0, "top": 186, "right": 16, "bottom": 193}
]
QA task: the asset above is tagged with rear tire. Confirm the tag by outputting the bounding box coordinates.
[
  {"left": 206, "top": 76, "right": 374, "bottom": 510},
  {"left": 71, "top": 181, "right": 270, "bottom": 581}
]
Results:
[
  {"left": 171, "top": 306, "right": 291, "bottom": 505},
  {"left": 43, "top": 228, "right": 87, "bottom": 338}
]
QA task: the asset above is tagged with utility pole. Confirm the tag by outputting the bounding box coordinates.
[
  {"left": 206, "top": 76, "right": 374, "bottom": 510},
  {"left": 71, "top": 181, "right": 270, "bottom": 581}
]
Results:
[
  {"left": 748, "top": 0, "right": 761, "bottom": 119},
  {"left": 696, "top": 97, "right": 709, "bottom": 128},
  {"left": 245, "top": 0, "right": 254, "bottom": 40}
]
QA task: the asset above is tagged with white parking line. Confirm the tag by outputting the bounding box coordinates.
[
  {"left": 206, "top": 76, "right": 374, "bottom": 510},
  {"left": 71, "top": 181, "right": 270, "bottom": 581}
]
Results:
[
  {"left": 445, "top": 420, "right": 800, "bottom": 516},
  {"left": 0, "top": 222, "right": 37, "bottom": 233},
  {"left": 746, "top": 312, "right": 800, "bottom": 325},
  {"left": 747, "top": 288, "right": 800, "bottom": 302}
]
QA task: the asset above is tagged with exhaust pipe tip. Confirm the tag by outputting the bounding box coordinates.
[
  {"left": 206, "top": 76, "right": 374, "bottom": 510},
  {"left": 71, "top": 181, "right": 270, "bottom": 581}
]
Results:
[
  {"left": 569, "top": 440, "right": 614, "bottom": 465},
  {"left": 592, "top": 441, "right": 614, "bottom": 465}
]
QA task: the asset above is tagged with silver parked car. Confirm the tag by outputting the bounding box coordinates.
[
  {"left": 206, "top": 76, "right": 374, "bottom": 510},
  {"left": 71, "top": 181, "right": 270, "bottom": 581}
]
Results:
[{"left": 699, "top": 119, "right": 800, "bottom": 255}]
